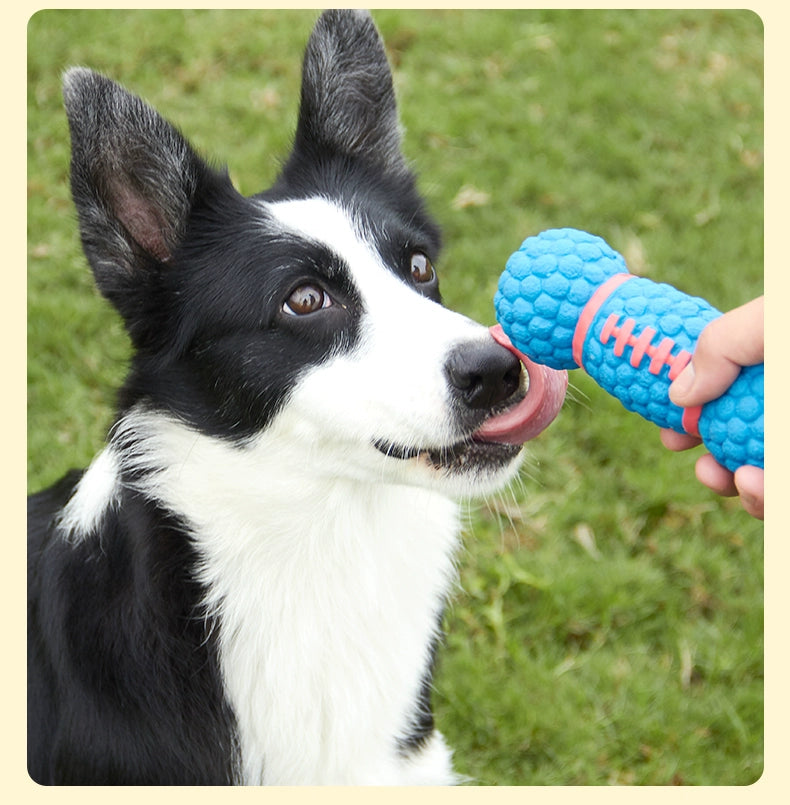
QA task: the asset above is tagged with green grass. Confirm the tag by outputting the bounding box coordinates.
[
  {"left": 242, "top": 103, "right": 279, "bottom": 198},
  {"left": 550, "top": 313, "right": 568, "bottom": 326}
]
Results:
[{"left": 27, "top": 9, "right": 763, "bottom": 786}]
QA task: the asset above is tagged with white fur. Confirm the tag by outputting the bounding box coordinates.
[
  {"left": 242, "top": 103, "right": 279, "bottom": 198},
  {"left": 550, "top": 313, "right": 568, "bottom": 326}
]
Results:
[
  {"left": 57, "top": 446, "right": 121, "bottom": 542},
  {"left": 115, "top": 406, "right": 460, "bottom": 785}
]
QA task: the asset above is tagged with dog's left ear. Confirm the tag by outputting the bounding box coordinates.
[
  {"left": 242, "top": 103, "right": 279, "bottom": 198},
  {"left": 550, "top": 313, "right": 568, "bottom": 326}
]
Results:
[
  {"left": 62, "top": 67, "right": 232, "bottom": 346},
  {"left": 62, "top": 68, "right": 218, "bottom": 305},
  {"left": 291, "top": 10, "right": 406, "bottom": 174}
]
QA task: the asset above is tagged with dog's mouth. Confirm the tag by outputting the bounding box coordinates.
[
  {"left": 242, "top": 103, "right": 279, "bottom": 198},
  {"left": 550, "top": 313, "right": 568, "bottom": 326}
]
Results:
[
  {"left": 374, "top": 436, "right": 522, "bottom": 473},
  {"left": 375, "top": 326, "right": 568, "bottom": 474}
]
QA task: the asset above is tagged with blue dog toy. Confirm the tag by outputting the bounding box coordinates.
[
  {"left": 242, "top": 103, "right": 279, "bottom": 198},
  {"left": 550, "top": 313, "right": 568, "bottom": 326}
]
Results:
[{"left": 494, "top": 228, "right": 763, "bottom": 472}]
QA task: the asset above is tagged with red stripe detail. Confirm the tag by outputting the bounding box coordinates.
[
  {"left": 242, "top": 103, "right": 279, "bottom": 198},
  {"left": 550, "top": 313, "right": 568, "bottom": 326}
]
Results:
[
  {"left": 668, "top": 350, "right": 692, "bottom": 381},
  {"left": 613, "top": 317, "right": 635, "bottom": 356},
  {"left": 649, "top": 337, "right": 675, "bottom": 375},
  {"left": 630, "top": 326, "right": 657, "bottom": 368},
  {"left": 600, "top": 313, "right": 620, "bottom": 343},
  {"left": 682, "top": 405, "right": 702, "bottom": 438},
  {"left": 572, "top": 273, "right": 632, "bottom": 368}
]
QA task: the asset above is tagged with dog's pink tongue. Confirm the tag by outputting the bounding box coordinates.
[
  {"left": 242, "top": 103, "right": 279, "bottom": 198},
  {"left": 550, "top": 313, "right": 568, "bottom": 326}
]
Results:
[{"left": 474, "top": 325, "right": 568, "bottom": 445}]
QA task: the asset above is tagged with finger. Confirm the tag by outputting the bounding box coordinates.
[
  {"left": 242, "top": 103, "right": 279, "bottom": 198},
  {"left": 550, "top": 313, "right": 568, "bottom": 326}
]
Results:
[
  {"left": 668, "top": 360, "right": 740, "bottom": 408},
  {"left": 734, "top": 465, "right": 764, "bottom": 520},
  {"left": 660, "top": 428, "right": 701, "bottom": 452},
  {"left": 669, "top": 297, "right": 764, "bottom": 408},
  {"left": 695, "top": 453, "right": 738, "bottom": 497}
]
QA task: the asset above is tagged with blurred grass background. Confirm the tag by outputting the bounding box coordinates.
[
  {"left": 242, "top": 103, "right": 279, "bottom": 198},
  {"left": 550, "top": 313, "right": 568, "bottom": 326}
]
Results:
[{"left": 27, "top": 9, "right": 763, "bottom": 785}]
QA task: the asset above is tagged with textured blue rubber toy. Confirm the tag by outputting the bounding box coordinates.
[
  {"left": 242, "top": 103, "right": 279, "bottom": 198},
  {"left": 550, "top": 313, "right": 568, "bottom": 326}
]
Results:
[{"left": 494, "top": 228, "right": 764, "bottom": 471}]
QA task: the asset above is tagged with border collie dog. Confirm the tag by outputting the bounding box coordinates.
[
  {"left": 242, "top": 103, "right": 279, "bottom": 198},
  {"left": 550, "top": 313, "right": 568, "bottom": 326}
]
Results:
[{"left": 28, "top": 10, "right": 552, "bottom": 785}]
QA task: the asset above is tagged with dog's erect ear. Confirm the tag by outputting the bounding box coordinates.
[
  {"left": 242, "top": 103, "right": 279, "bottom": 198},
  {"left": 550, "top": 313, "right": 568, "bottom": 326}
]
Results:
[
  {"left": 62, "top": 68, "right": 215, "bottom": 313},
  {"left": 293, "top": 10, "right": 405, "bottom": 173}
]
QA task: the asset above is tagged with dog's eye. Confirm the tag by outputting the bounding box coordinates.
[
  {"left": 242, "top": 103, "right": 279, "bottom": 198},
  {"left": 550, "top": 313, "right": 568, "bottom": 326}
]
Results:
[
  {"left": 283, "top": 284, "right": 332, "bottom": 316},
  {"left": 411, "top": 252, "right": 435, "bottom": 284}
]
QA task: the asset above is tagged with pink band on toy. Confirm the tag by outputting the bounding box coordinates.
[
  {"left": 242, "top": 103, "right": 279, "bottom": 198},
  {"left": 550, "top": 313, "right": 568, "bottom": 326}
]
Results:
[
  {"left": 682, "top": 405, "right": 702, "bottom": 438},
  {"left": 572, "top": 273, "right": 633, "bottom": 368}
]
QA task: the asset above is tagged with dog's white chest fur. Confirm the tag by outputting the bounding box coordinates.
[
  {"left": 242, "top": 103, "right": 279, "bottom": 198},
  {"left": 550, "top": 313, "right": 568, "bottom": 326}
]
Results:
[
  {"left": 119, "top": 411, "right": 461, "bottom": 785},
  {"left": 217, "top": 484, "right": 459, "bottom": 785}
]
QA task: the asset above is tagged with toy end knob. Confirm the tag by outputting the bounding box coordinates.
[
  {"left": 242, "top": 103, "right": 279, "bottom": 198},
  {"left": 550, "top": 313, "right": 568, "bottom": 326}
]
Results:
[{"left": 495, "top": 228, "right": 629, "bottom": 369}]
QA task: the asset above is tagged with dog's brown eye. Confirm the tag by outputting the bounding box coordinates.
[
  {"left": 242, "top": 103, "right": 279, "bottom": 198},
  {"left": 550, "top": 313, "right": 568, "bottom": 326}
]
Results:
[
  {"left": 411, "top": 253, "right": 435, "bottom": 284},
  {"left": 284, "top": 284, "right": 330, "bottom": 316}
]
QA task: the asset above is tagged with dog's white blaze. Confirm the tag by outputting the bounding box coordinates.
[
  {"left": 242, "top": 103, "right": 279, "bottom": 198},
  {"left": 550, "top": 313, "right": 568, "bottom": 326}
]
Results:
[
  {"left": 267, "top": 199, "right": 484, "bottom": 438},
  {"left": 57, "top": 446, "right": 121, "bottom": 541}
]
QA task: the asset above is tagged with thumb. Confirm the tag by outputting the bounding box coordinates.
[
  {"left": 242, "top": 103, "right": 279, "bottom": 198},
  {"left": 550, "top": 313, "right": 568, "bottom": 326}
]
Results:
[{"left": 669, "top": 297, "right": 763, "bottom": 408}]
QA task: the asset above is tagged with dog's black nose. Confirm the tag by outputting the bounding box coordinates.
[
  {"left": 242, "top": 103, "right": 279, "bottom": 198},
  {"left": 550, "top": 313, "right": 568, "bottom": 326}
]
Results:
[{"left": 445, "top": 340, "right": 522, "bottom": 410}]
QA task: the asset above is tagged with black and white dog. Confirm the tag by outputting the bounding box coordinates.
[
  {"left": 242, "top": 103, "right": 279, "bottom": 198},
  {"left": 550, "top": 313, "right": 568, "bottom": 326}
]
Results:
[{"left": 28, "top": 10, "right": 563, "bottom": 785}]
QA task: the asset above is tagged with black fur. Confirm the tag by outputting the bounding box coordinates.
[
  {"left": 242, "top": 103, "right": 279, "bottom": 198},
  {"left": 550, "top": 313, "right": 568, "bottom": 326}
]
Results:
[{"left": 28, "top": 482, "right": 239, "bottom": 784}]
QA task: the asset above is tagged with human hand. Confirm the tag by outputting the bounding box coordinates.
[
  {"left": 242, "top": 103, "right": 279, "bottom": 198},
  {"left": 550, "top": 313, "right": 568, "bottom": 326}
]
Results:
[{"left": 660, "top": 296, "right": 764, "bottom": 519}]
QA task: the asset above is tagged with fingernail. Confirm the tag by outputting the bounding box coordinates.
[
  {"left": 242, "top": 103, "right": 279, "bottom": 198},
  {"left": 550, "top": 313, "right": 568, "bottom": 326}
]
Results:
[{"left": 669, "top": 364, "right": 695, "bottom": 404}]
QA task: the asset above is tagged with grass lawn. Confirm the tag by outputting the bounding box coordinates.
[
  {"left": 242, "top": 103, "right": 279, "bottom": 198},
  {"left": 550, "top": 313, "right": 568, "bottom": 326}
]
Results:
[{"left": 27, "top": 9, "right": 763, "bottom": 786}]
